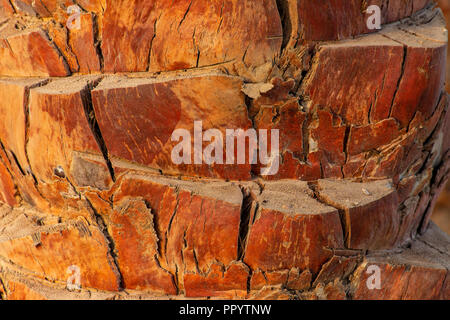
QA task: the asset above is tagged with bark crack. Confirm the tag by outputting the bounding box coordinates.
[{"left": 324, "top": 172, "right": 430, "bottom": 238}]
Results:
[
  {"left": 84, "top": 196, "right": 124, "bottom": 291},
  {"left": 23, "top": 79, "right": 51, "bottom": 186},
  {"left": 40, "top": 30, "right": 71, "bottom": 75},
  {"left": 389, "top": 45, "right": 407, "bottom": 119},
  {"left": 275, "top": 0, "right": 298, "bottom": 52},
  {"left": 308, "top": 182, "right": 350, "bottom": 248},
  {"left": 178, "top": 0, "right": 194, "bottom": 31},
  {"left": 237, "top": 186, "right": 258, "bottom": 261},
  {"left": 147, "top": 14, "right": 161, "bottom": 72},
  {"left": 80, "top": 78, "right": 116, "bottom": 182},
  {"left": 92, "top": 13, "right": 104, "bottom": 71}
]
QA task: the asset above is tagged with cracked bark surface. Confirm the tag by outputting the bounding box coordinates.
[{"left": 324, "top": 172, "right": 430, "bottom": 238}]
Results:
[{"left": 0, "top": 1, "right": 449, "bottom": 300}]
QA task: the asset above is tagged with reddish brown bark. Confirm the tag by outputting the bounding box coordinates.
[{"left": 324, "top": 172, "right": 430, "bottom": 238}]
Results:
[{"left": 0, "top": 0, "right": 449, "bottom": 300}]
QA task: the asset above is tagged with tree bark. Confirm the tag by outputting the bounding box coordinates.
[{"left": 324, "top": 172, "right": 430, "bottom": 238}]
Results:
[{"left": 0, "top": 0, "right": 449, "bottom": 300}]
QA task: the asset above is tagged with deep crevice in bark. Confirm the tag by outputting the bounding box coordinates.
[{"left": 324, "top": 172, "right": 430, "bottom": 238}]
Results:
[
  {"left": 23, "top": 79, "right": 51, "bottom": 180},
  {"left": 40, "top": 30, "right": 71, "bottom": 75},
  {"left": 276, "top": 0, "right": 296, "bottom": 52},
  {"left": 237, "top": 186, "right": 257, "bottom": 261},
  {"left": 80, "top": 79, "right": 116, "bottom": 182},
  {"left": 92, "top": 13, "right": 104, "bottom": 71},
  {"left": 8, "top": 151, "right": 25, "bottom": 177},
  {"left": 84, "top": 196, "right": 124, "bottom": 291}
]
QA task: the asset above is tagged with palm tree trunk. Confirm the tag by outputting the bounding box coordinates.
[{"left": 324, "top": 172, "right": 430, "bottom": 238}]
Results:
[{"left": 0, "top": 0, "right": 448, "bottom": 300}]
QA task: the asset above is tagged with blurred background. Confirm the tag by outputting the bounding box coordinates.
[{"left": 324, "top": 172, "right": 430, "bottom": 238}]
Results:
[{"left": 433, "top": 0, "right": 450, "bottom": 234}]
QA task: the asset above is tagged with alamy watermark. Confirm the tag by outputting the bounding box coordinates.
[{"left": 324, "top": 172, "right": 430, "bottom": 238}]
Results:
[
  {"left": 366, "top": 265, "right": 381, "bottom": 290},
  {"left": 366, "top": 5, "right": 382, "bottom": 30},
  {"left": 66, "top": 265, "right": 81, "bottom": 291},
  {"left": 171, "top": 121, "right": 280, "bottom": 176},
  {"left": 66, "top": 5, "right": 81, "bottom": 31},
  {"left": 66, "top": 4, "right": 382, "bottom": 31}
]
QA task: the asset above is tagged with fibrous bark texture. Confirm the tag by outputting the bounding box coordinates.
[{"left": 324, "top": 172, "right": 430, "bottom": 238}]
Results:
[{"left": 0, "top": 0, "right": 449, "bottom": 300}]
